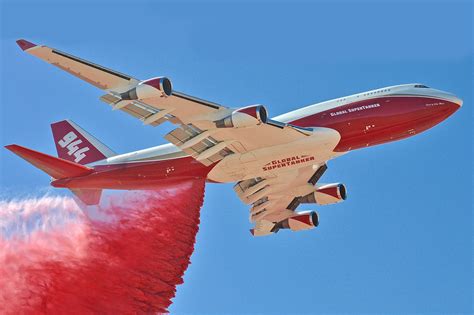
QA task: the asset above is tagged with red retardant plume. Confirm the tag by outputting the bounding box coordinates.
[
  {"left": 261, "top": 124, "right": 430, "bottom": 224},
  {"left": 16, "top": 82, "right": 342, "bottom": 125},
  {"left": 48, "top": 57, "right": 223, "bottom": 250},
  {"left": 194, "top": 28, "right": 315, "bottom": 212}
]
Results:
[{"left": 0, "top": 179, "right": 205, "bottom": 314}]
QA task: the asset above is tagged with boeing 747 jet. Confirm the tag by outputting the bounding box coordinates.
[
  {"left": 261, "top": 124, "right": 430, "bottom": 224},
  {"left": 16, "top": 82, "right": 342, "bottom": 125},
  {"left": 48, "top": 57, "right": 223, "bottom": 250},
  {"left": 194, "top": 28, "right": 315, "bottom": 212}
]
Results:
[{"left": 7, "top": 39, "right": 462, "bottom": 236}]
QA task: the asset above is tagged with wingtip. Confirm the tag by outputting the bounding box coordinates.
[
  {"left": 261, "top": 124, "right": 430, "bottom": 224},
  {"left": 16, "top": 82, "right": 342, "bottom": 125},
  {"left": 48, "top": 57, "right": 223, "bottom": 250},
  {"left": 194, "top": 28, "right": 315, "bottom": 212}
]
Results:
[
  {"left": 5, "top": 144, "right": 23, "bottom": 154},
  {"left": 16, "top": 39, "right": 37, "bottom": 51},
  {"left": 5, "top": 144, "right": 18, "bottom": 150}
]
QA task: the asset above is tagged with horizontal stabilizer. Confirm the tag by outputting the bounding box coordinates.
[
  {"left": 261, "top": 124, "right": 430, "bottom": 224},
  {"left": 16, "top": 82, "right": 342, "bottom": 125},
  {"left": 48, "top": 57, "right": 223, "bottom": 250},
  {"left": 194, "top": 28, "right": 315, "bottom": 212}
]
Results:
[{"left": 5, "top": 144, "right": 93, "bottom": 179}]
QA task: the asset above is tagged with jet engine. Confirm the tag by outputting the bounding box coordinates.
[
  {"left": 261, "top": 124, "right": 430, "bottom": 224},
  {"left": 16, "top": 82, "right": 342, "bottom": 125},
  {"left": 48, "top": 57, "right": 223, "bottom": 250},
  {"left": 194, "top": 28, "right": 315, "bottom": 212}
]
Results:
[
  {"left": 274, "top": 211, "right": 319, "bottom": 232},
  {"left": 215, "top": 105, "right": 268, "bottom": 128},
  {"left": 300, "top": 183, "right": 347, "bottom": 205},
  {"left": 120, "top": 77, "right": 173, "bottom": 100}
]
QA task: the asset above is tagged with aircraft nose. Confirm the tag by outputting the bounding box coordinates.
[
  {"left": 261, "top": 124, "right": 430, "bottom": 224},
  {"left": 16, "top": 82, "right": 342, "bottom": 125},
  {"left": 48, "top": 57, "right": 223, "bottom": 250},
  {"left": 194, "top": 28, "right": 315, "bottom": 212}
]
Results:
[
  {"left": 442, "top": 95, "right": 462, "bottom": 118},
  {"left": 429, "top": 90, "right": 462, "bottom": 114},
  {"left": 453, "top": 96, "right": 463, "bottom": 107},
  {"left": 421, "top": 90, "right": 462, "bottom": 123},
  {"left": 444, "top": 94, "right": 462, "bottom": 116},
  {"left": 440, "top": 92, "right": 463, "bottom": 108}
]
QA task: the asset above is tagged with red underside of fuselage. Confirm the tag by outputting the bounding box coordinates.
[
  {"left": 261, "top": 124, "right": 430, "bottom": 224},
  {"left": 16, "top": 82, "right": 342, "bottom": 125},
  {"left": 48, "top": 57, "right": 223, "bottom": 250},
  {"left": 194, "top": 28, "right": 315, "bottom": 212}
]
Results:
[
  {"left": 290, "top": 96, "right": 459, "bottom": 152},
  {"left": 52, "top": 95, "right": 459, "bottom": 190},
  {"left": 52, "top": 156, "right": 214, "bottom": 190}
]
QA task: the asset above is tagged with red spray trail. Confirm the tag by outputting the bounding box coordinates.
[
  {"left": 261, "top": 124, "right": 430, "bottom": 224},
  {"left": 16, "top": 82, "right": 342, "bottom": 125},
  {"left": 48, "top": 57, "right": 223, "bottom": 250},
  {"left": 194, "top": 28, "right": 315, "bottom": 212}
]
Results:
[{"left": 0, "top": 179, "right": 205, "bottom": 314}]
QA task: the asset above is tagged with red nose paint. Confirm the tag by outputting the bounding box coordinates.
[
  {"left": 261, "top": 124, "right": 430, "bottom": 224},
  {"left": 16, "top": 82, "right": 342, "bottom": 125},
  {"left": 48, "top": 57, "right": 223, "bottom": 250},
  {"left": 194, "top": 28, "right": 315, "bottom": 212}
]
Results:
[{"left": 0, "top": 179, "right": 205, "bottom": 314}]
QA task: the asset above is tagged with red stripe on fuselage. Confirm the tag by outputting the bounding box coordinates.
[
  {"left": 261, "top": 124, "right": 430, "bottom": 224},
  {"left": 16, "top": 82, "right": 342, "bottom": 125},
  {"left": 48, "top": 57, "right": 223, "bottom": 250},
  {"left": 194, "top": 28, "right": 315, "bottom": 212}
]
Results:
[
  {"left": 289, "top": 96, "right": 460, "bottom": 151},
  {"left": 52, "top": 156, "right": 213, "bottom": 190}
]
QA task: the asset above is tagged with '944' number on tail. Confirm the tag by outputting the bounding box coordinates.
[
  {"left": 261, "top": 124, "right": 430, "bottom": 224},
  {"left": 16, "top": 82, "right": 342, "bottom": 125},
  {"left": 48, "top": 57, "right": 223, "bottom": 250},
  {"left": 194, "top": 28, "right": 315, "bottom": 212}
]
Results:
[{"left": 58, "top": 132, "right": 90, "bottom": 163}]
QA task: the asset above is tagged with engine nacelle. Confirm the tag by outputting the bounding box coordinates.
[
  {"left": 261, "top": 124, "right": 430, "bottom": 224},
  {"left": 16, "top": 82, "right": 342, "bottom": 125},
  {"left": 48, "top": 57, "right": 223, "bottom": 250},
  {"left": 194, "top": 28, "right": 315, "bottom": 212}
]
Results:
[
  {"left": 278, "top": 211, "right": 319, "bottom": 232},
  {"left": 300, "top": 183, "right": 347, "bottom": 205},
  {"left": 120, "top": 77, "right": 173, "bottom": 100},
  {"left": 215, "top": 105, "right": 268, "bottom": 128}
]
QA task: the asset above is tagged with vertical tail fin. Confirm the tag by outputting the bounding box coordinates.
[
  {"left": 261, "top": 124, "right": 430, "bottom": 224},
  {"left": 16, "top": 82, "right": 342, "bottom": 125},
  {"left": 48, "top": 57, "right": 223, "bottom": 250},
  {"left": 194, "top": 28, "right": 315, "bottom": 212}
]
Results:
[{"left": 51, "top": 120, "right": 115, "bottom": 165}]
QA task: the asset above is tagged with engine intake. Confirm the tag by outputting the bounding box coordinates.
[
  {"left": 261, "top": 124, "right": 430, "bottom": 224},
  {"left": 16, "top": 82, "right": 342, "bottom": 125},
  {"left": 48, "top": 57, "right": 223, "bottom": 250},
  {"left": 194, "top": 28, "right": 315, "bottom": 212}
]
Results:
[
  {"left": 215, "top": 105, "right": 268, "bottom": 128},
  {"left": 300, "top": 183, "right": 347, "bottom": 205},
  {"left": 273, "top": 211, "right": 319, "bottom": 232},
  {"left": 120, "top": 76, "right": 172, "bottom": 100}
]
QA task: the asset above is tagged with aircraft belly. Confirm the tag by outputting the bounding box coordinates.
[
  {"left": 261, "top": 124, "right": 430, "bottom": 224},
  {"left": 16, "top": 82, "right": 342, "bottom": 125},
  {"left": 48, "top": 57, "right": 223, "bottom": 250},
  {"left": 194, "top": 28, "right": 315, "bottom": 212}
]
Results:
[{"left": 207, "top": 127, "right": 342, "bottom": 183}]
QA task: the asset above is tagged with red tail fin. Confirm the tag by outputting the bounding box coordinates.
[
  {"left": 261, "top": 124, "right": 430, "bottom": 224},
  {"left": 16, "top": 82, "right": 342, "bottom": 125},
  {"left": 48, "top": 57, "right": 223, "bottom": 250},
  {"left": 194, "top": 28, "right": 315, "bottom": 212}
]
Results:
[
  {"left": 5, "top": 144, "right": 93, "bottom": 179},
  {"left": 51, "top": 120, "right": 115, "bottom": 165}
]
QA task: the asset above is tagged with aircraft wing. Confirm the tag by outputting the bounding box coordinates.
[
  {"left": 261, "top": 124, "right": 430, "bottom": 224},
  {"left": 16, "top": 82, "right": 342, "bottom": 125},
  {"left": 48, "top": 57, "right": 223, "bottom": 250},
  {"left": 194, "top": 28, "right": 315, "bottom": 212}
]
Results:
[
  {"left": 16, "top": 39, "right": 140, "bottom": 93},
  {"left": 18, "top": 39, "right": 312, "bottom": 166},
  {"left": 234, "top": 164, "right": 328, "bottom": 236}
]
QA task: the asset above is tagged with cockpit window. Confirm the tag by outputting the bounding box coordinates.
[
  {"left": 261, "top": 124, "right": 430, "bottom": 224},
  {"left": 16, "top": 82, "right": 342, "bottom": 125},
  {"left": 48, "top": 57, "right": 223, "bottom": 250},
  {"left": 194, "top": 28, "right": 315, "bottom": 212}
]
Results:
[{"left": 414, "top": 84, "right": 429, "bottom": 88}]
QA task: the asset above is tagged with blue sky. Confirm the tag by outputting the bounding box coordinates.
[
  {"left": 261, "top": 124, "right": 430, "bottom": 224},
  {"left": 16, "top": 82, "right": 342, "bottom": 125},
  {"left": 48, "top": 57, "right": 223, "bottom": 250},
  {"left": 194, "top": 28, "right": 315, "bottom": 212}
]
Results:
[{"left": 1, "top": 0, "right": 472, "bottom": 314}]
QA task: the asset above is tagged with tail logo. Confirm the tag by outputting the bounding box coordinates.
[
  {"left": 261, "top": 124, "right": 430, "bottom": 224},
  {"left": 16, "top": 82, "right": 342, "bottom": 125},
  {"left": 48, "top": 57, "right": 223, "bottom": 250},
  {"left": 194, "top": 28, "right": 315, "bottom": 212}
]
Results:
[{"left": 58, "top": 131, "right": 90, "bottom": 163}]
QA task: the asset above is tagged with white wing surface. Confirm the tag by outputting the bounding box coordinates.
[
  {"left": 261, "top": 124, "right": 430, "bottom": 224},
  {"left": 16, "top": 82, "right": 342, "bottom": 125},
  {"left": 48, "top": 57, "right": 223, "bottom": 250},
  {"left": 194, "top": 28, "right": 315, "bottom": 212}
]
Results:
[{"left": 18, "top": 39, "right": 313, "bottom": 166}]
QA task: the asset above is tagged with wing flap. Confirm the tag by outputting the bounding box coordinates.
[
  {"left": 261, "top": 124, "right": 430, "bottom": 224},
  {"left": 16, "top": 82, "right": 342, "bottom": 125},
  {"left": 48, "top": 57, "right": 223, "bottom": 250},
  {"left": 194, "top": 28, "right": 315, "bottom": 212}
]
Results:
[{"left": 165, "top": 124, "right": 234, "bottom": 166}]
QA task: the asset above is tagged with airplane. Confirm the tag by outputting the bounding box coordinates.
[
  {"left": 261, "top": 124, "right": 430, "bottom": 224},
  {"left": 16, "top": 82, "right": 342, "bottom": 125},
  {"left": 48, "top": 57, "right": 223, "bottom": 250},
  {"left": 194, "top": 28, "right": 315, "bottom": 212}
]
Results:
[{"left": 6, "top": 39, "right": 462, "bottom": 236}]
